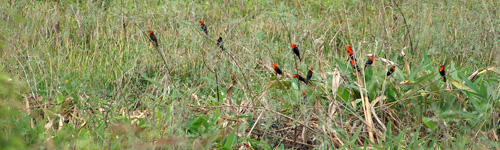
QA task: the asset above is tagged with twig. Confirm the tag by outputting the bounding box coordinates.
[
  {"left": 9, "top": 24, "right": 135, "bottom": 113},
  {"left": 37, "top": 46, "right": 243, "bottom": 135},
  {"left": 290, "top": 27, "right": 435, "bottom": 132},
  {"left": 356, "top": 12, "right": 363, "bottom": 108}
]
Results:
[
  {"left": 246, "top": 110, "right": 264, "bottom": 137},
  {"left": 215, "top": 68, "right": 220, "bottom": 103}
]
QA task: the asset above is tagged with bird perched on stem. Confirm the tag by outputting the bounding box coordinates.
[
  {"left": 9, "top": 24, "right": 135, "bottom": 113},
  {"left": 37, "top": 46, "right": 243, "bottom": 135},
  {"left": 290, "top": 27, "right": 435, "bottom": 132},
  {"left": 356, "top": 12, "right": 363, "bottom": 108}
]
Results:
[
  {"left": 273, "top": 63, "right": 283, "bottom": 75},
  {"left": 439, "top": 65, "right": 446, "bottom": 82},
  {"left": 200, "top": 20, "right": 208, "bottom": 35},
  {"left": 386, "top": 66, "right": 395, "bottom": 76},
  {"left": 347, "top": 45, "right": 356, "bottom": 61},
  {"left": 293, "top": 74, "right": 307, "bottom": 84},
  {"left": 306, "top": 67, "right": 313, "bottom": 84},
  {"left": 217, "top": 37, "right": 224, "bottom": 51},
  {"left": 149, "top": 30, "right": 158, "bottom": 47},
  {"left": 350, "top": 60, "right": 360, "bottom": 73},
  {"left": 292, "top": 44, "right": 302, "bottom": 62},
  {"left": 365, "top": 56, "right": 374, "bottom": 69}
]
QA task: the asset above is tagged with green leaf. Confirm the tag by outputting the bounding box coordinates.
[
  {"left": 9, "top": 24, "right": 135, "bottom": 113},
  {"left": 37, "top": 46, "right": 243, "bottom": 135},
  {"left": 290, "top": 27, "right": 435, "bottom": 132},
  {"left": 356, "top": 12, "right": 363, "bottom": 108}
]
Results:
[
  {"left": 339, "top": 125, "right": 362, "bottom": 149},
  {"left": 188, "top": 115, "right": 207, "bottom": 134},
  {"left": 458, "top": 71, "right": 479, "bottom": 93},
  {"left": 364, "top": 66, "right": 373, "bottom": 81},
  {"left": 466, "top": 92, "right": 485, "bottom": 112},
  {"left": 56, "top": 93, "right": 64, "bottom": 104},
  {"left": 140, "top": 72, "right": 162, "bottom": 87},
  {"left": 478, "top": 81, "right": 488, "bottom": 99},
  {"left": 385, "top": 121, "right": 392, "bottom": 140},
  {"left": 278, "top": 144, "right": 285, "bottom": 150},
  {"left": 335, "top": 59, "right": 348, "bottom": 71},
  {"left": 409, "top": 127, "right": 421, "bottom": 148},
  {"left": 351, "top": 125, "right": 363, "bottom": 144},
  {"left": 395, "top": 128, "right": 405, "bottom": 147},
  {"left": 222, "top": 131, "right": 236, "bottom": 150},
  {"left": 344, "top": 83, "right": 363, "bottom": 93},
  {"left": 422, "top": 117, "right": 436, "bottom": 131},
  {"left": 449, "top": 80, "right": 475, "bottom": 93}
]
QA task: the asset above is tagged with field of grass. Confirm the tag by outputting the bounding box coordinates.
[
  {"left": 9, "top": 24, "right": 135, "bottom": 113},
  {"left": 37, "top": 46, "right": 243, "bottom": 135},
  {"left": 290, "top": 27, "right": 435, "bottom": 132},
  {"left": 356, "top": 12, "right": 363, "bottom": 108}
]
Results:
[{"left": 1, "top": 0, "right": 500, "bottom": 149}]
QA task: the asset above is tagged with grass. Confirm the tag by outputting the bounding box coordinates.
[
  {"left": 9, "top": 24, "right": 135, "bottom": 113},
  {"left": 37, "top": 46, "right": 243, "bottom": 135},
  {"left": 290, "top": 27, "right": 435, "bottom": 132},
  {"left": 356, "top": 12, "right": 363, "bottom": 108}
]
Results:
[{"left": 1, "top": 0, "right": 500, "bottom": 149}]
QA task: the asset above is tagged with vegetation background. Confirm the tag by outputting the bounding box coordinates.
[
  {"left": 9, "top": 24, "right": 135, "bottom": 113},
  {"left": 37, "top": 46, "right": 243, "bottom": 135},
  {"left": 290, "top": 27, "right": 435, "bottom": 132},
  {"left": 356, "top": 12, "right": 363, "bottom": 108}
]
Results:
[{"left": 1, "top": 0, "right": 499, "bottom": 149}]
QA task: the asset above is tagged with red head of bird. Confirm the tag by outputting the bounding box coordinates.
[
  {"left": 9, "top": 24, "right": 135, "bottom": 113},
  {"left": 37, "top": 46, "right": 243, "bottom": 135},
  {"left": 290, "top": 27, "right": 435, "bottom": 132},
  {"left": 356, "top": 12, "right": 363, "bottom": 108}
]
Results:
[
  {"left": 439, "top": 65, "right": 445, "bottom": 72},
  {"left": 370, "top": 56, "right": 374, "bottom": 62},
  {"left": 309, "top": 67, "right": 313, "bottom": 71},
  {"left": 391, "top": 66, "right": 395, "bottom": 71},
  {"left": 200, "top": 20, "right": 204, "bottom": 25},
  {"left": 149, "top": 30, "right": 153, "bottom": 35},
  {"left": 273, "top": 63, "right": 278, "bottom": 70},
  {"left": 347, "top": 45, "right": 353, "bottom": 55},
  {"left": 292, "top": 44, "right": 296, "bottom": 49},
  {"left": 293, "top": 74, "right": 298, "bottom": 78},
  {"left": 350, "top": 60, "right": 355, "bottom": 66},
  {"left": 302, "top": 90, "right": 306, "bottom": 94}
]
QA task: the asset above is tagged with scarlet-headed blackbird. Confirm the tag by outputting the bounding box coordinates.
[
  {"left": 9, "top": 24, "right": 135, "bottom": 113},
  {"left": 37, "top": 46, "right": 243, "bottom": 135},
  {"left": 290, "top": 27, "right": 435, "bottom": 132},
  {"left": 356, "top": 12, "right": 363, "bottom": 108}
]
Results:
[
  {"left": 217, "top": 37, "right": 224, "bottom": 51},
  {"left": 293, "top": 74, "right": 307, "bottom": 84},
  {"left": 273, "top": 63, "right": 283, "bottom": 75},
  {"left": 351, "top": 60, "right": 360, "bottom": 72},
  {"left": 439, "top": 65, "right": 446, "bottom": 82},
  {"left": 292, "top": 44, "right": 302, "bottom": 62},
  {"left": 387, "top": 66, "right": 395, "bottom": 76},
  {"left": 306, "top": 67, "right": 313, "bottom": 84},
  {"left": 302, "top": 90, "right": 307, "bottom": 101},
  {"left": 365, "top": 56, "right": 374, "bottom": 68},
  {"left": 347, "top": 45, "right": 356, "bottom": 61},
  {"left": 200, "top": 20, "right": 208, "bottom": 35},
  {"left": 149, "top": 30, "right": 158, "bottom": 47}
]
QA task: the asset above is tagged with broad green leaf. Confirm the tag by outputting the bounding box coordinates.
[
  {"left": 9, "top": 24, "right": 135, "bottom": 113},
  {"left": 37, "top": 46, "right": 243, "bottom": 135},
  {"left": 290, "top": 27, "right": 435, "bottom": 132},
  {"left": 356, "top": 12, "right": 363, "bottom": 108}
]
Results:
[
  {"left": 449, "top": 80, "right": 476, "bottom": 93},
  {"left": 409, "top": 127, "right": 421, "bottom": 148},
  {"left": 344, "top": 83, "right": 362, "bottom": 92},
  {"left": 57, "top": 93, "right": 64, "bottom": 104},
  {"left": 422, "top": 117, "right": 436, "bottom": 131},
  {"left": 385, "top": 121, "right": 392, "bottom": 141},
  {"left": 335, "top": 59, "right": 349, "bottom": 72},
  {"left": 351, "top": 124, "right": 363, "bottom": 143},
  {"left": 458, "top": 71, "right": 479, "bottom": 93},
  {"left": 188, "top": 115, "right": 207, "bottom": 134},
  {"left": 222, "top": 131, "right": 236, "bottom": 150},
  {"left": 478, "top": 81, "right": 488, "bottom": 99}
]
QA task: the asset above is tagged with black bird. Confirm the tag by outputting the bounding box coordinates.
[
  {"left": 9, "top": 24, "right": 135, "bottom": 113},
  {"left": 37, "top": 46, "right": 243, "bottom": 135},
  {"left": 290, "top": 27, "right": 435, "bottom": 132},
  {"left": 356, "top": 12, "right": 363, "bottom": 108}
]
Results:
[
  {"left": 386, "top": 66, "right": 395, "bottom": 76},
  {"left": 273, "top": 63, "right": 283, "bottom": 75},
  {"left": 365, "top": 56, "right": 374, "bottom": 69},
  {"left": 347, "top": 45, "right": 356, "bottom": 61},
  {"left": 306, "top": 67, "right": 313, "bottom": 84},
  {"left": 200, "top": 20, "right": 208, "bottom": 35},
  {"left": 351, "top": 60, "right": 360, "bottom": 73},
  {"left": 439, "top": 65, "right": 447, "bottom": 82},
  {"left": 217, "top": 37, "right": 224, "bottom": 51},
  {"left": 293, "top": 74, "right": 307, "bottom": 84},
  {"left": 149, "top": 30, "right": 158, "bottom": 47},
  {"left": 292, "top": 44, "right": 302, "bottom": 62}
]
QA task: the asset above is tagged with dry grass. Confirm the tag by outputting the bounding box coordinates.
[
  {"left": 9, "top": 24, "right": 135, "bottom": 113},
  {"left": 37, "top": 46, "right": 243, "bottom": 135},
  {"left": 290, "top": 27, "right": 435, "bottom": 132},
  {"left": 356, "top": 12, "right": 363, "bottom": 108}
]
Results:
[{"left": 1, "top": 0, "right": 499, "bottom": 149}]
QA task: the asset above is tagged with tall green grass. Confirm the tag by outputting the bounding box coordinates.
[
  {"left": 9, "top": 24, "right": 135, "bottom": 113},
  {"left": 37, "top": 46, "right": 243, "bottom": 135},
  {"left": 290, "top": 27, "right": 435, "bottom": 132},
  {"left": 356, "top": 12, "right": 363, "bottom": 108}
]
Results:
[{"left": 1, "top": 0, "right": 499, "bottom": 149}]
